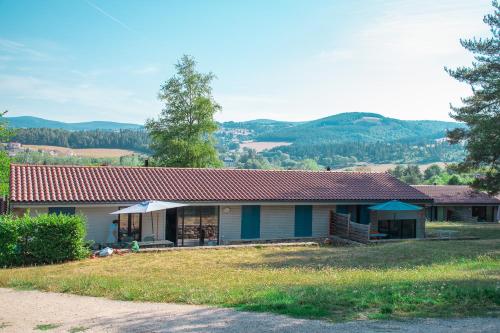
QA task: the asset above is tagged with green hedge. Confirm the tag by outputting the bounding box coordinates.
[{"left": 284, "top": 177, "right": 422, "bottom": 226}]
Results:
[{"left": 0, "top": 213, "right": 89, "bottom": 267}]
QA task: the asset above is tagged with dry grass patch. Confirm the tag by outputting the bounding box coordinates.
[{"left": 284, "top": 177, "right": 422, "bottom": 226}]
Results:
[
  {"left": 0, "top": 223, "right": 499, "bottom": 322},
  {"left": 24, "top": 145, "right": 136, "bottom": 158}
]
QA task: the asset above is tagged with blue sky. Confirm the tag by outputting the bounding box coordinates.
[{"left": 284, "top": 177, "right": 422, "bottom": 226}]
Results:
[{"left": 0, "top": 0, "right": 492, "bottom": 123}]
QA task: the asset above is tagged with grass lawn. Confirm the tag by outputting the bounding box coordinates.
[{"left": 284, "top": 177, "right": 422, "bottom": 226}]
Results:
[{"left": 0, "top": 221, "right": 499, "bottom": 322}]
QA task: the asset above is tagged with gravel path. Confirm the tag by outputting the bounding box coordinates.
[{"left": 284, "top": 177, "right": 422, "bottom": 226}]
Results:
[{"left": 0, "top": 288, "right": 498, "bottom": 333}]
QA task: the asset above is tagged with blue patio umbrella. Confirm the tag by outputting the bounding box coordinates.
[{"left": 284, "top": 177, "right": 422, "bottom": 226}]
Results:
[
  {"left": 368, "top": 200, "right": 423, "bottom": 212},
  {"left": 368, "top": 200, "right": 423, "bottom": 238}
]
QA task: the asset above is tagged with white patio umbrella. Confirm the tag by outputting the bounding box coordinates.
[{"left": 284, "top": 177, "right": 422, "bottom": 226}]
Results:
[{"left": 111, "top": 201, "right": 188, "bottom": 240}]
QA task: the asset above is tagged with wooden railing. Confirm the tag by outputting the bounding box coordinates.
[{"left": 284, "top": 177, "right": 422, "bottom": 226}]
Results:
[{"left": 329, "top": 211, "right": 370, "bottom": 244}]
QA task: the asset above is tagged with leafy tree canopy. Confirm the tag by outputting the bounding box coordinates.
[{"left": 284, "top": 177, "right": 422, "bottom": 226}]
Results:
[
  {"left": 146, "top": 55, "right": 221, "bottom": 168},
  {"left": 446, "top": 1, "right": 500, "bottom": 194}
]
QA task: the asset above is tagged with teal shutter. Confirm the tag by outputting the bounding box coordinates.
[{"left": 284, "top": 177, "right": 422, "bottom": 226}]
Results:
[
  {"left": 295, "top": 205, "right": 312, "bottom": 237},
  {"left": 359, "top": 205, "right": 370, "bottom": 224},
  {"left": 241, "top": 205, "right": 260, "bottom": 239}
]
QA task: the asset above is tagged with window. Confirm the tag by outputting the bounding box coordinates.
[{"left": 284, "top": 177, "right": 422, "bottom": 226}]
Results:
[
  {"left": 48, "top": 207, "right": 75, "bottom": 215},
  {"left": 472, "top": 206, "right": 487, "bottom": 221},
  {"left": 379, "top": 219, "right": 416, "bottom": 239},
  {"left": 118, "top": 209, "right": 142, "bottom": 242}
]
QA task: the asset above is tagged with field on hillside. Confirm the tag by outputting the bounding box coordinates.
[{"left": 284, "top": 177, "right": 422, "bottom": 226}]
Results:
[
  {"left": 0, "top": 222, "right": 498, "bottom": 322},
  {"left": 338, "top": 162, "right": 448, "bottom": 172},
  {"left": 240, "top": 141, "right": 291, "bottom": 152},
  {"left": 23, "top": 145, "right": 137, "bottom": 158}
]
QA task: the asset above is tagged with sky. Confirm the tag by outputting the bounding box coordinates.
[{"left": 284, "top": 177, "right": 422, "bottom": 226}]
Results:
[{"left": 0, "top": 0, "right": 493, "bottom": 124}]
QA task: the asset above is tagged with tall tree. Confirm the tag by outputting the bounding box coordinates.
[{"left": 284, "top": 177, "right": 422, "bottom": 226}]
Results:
[
  {"left": 0, "top": 110, "right": 12, "bottom": 196},
  {"left": 146, "top": 55, "right": 222, "bottom": 168},
  {"left": 445, "top": 1, "right": 500, "bottom": 194}
]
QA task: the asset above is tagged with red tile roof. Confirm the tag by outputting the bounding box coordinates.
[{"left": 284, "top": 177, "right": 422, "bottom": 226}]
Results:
[
  {"left": 412, "top": 185, "right": 500, "bottom": 205},
  {"left": 10, "top": 164, "right": 431, "bottom": 204}
]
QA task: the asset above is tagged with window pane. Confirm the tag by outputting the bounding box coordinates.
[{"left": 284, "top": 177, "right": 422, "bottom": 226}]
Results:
[
  {"left": 48, "top": 207, "right": 75, "bottom": 215},
  {"left": 183, "top": 207, "right": 201, "bottom": 245},
  {"left": 201, "top": 206, "right": 218, "bottom": 245},
  {"left": 130, "top": 214, "right": 141, "bottom": 241},
  {"left": 118, "top": 214, "right": 129, "bottom": 241}
]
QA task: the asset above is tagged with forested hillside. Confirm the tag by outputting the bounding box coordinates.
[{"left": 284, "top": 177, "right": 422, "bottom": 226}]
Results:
[
  {"left": 255, "top": 112, "right": 463, "bottom": 143},
  {"left": 12, "top": 128, "right": 150, "bottom": 153},
  {"left": 6, "top": 112, "right": 466, "bottom": 169},
  {"left": 5, "top": 116, "right": 143, "bottom": 130},
  {"left": 274, "top": 141, "right": 465, "bottom": 167}
]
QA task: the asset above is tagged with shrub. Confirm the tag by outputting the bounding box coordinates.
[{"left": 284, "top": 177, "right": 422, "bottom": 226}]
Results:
[{"left": 0, "top": 213, "right": 89, "bottom": 267}]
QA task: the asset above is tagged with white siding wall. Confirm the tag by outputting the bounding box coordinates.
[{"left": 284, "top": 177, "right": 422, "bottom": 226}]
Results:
[
  {"left": 141, "top": 210, "right": 166, "bottom": 241},
  {"left": 312, "top": 205, "right": 335, "bottom": 237},
  {"left": 27, "top": 207, "right": 48, "bottom": 216},
  {"left": 19, "top": 206, "right": 169, "bottom": 244},
  {"left": 260, "top": 205, "right": 295, "bottom": 239},
  {"left": 219, "top": 204, "right": 335, "bottom": 243},
  {"left": 77, "top": 206, "right": 118, "bottom": 244},
  {"left": 219, "top": 205, "right": 241, "bottom": 244}
]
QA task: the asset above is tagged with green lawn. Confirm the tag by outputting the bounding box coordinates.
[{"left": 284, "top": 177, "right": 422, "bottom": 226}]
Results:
[{"left": 0, "top": 221, "right": 498, "bottom": 322}]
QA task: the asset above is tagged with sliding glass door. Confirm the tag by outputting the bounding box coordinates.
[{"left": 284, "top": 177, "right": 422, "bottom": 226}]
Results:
[
  {"left": 177, "top": 206, "right": 219, "bottom": 246},
  {"left": 378, "top": 219, "right": 416, "bottom": 239}
]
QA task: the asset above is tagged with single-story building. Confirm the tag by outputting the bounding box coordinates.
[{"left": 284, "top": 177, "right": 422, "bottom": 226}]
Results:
[
  {"left": 412, "top": 185, "right": 500, "bottom": 222},
  {"left": 9, "top": 164, "right": 432, "bottom": 246}
]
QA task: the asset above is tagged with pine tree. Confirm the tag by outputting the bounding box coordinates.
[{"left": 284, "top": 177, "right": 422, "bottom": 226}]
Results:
[{"left": 445, "top": 1, "right": 500, "bottom": 194}]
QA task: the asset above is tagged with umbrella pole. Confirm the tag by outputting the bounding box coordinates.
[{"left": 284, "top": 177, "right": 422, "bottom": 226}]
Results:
[
  {"left": 156, "top": 212, "right": 159, "bottom": 240},
  {"left": 151, "top": 211, "right": 154, "bottom": 240}
]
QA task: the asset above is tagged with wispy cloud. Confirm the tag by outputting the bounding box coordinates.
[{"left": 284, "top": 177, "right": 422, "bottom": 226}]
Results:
[
  {"left": 132, "top": 65, "right": 160, "bottom": 75},
  {"left": 315, "top": 49, "right": 353, "bottom": 63},
  {"left": 0, "top": 74, "right": 159, "bottom": 121},
  {"left": 83, "top": 0, "right": 136, "bottom": 33},
  {"left": 0, "top": 37, "right": 50, "bottom": 60}
]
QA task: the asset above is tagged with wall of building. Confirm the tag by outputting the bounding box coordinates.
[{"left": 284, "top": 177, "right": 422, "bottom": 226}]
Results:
[
  {"left": 141, "top": 210, "right": 166, "bottom": 241},
  {"left": 219, "top": 204, "right": 335, "bottom": 244},
  {"left": 11, "top": 205, "right": 169, "bottom": 244},
  {"left": 370, "top": 210, "right": 425, "bottom": 238},
  {"left": 76, "top": 206, "right": 117, "bottom": 244},
  {"left": 312, "top": 205, "right": 335, "bottom": 237},
  {"left": 433, "top": 205, "right": 498, "bottom": 222},
  {"left": 260, "top": 205, "right": 295, "bottom": 239},
  {"left": 219, "top": 205, "right": 242, "bottom": 243}
]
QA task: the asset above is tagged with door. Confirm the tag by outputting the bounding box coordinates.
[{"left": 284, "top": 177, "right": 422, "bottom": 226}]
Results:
[
  {"left": 295, "top": 205, "right": 312, "bottom": 237},
  {"left": 165, "top": 208, "right": 177, "bottom": 245},
  {"left": 241, "top": 205, "right": 260, "bottom": 239},
  {"left": 378, "top": 219, "right": 416, "bottom": 239},
  {"left": 400, "top": 220, "right": 416, "bottom": 238}
]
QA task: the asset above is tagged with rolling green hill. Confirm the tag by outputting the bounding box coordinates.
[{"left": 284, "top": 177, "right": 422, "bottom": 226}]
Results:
[
  {"left": 254, "top": 112, "right": 464, "bottom": 143},
  {"left": 5, "top": 116, "right": 143, "bottom": 131},
  {"left": 5, "top": 113, "right": 466, "bottom": 169}
]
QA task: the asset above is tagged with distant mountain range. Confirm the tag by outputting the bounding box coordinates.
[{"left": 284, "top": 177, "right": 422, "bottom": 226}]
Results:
[
  {"left": 5, "top": 116, "right": 143, "bottom": 131},
  {"left": 6, "top": 112, "right": 464, "bottom": 144}
]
